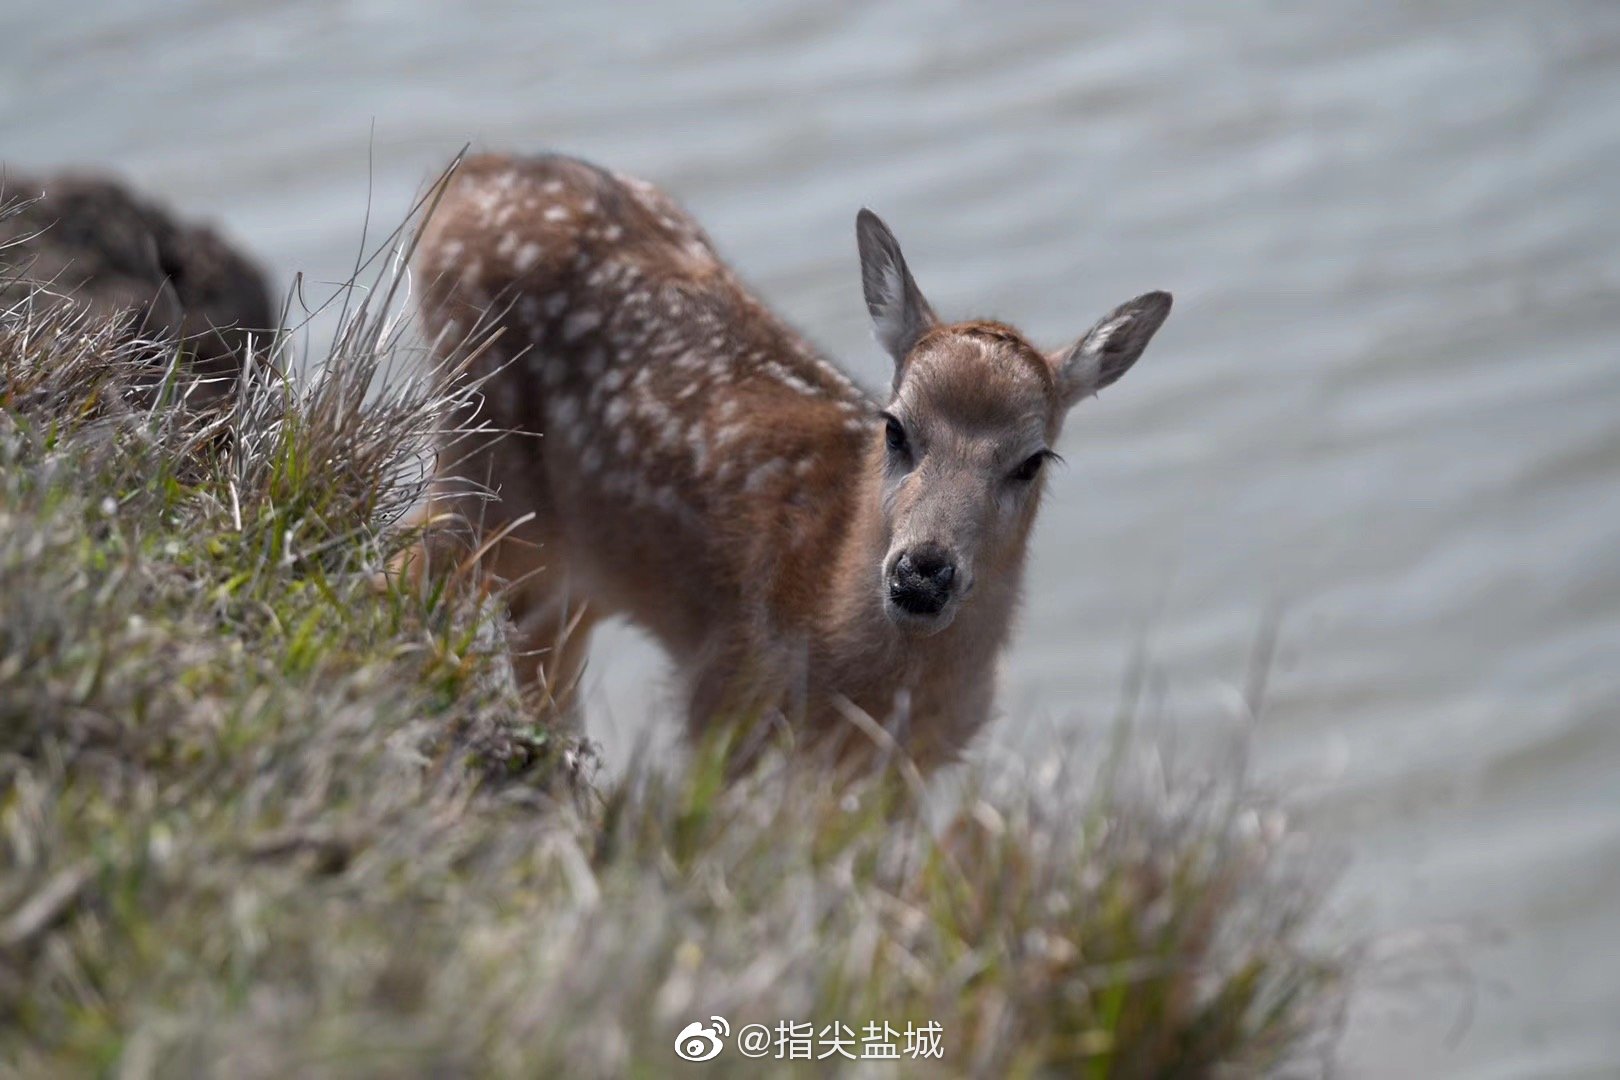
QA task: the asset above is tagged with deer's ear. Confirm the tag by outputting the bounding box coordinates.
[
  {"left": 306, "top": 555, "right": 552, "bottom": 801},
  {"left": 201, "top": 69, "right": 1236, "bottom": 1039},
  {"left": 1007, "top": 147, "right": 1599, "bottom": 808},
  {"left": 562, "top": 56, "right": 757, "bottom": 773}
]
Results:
[
  {"left": 856, "top": 208, "right": 938, "bottom": 378},
  {"left": 1052, "top": 291, "right": 1172, "bottom": 406}
]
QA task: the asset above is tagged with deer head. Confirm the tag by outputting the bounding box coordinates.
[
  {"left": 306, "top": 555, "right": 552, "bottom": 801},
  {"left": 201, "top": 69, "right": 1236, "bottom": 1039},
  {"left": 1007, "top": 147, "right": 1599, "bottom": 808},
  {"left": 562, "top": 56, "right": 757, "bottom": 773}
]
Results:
[{"left": 855, "top": 208, "right": 1172, "bottom": 634}]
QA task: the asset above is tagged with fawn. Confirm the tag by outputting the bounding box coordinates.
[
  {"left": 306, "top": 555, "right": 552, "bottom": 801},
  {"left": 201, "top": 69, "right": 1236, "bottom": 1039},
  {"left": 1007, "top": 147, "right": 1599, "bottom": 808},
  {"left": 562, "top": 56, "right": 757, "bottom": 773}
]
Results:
[{"left": 413, "top": 153, "right": 1171, "bottom": 768}]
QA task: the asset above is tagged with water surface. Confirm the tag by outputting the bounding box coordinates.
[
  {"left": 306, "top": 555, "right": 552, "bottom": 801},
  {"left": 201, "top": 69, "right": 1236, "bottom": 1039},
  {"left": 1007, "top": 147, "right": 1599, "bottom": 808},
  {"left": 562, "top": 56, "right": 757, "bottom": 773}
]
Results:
[{"left": 5, "top": 2, "right": 1618, "bottom": 1072}]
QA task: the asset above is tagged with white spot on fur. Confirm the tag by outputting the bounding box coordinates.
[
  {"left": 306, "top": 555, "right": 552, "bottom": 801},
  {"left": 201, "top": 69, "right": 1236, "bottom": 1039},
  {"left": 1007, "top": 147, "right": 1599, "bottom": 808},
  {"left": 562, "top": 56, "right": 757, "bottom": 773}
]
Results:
[
  {"left": 744, "top": 460, "right": 785, "bottom": 494},
  {"left": 686, "top": 430, "right": 709, "bottom": 472},
  {"left": 765, "top": 364, "right": 817, "bottom": 396},
  {"left": 513, "top": 242, "right": 542, "bottom": 272},
  {"left": 563, "top": 310, "right": 601, "bottom": 342}
]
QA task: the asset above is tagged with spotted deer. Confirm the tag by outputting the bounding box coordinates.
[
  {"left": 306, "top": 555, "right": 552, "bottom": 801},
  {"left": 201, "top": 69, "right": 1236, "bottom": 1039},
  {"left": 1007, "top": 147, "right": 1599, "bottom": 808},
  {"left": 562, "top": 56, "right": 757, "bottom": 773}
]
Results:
[{"left": 413, "top": 153, "right": 1171, "bottom": 768}]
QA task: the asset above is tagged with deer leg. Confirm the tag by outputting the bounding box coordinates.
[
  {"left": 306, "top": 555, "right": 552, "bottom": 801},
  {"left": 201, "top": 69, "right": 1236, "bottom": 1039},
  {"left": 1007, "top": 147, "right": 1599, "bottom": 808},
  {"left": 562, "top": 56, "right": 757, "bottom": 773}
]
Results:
[
  {"left": 684, "top": 632, "right": 799, "bottom": 769},
  {"left": 409, "top": 470, "right": 596, "bottom": 731},
  {"left": 506, "top": 575, "right": 601, "bottom": 733}
]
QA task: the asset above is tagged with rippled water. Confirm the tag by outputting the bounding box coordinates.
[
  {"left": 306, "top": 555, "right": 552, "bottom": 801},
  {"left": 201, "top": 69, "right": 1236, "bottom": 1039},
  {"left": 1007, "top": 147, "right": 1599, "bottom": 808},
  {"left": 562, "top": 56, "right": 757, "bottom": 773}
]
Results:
[{"left": 5, "top": 2, "right": 1618, "bottom": 1072}]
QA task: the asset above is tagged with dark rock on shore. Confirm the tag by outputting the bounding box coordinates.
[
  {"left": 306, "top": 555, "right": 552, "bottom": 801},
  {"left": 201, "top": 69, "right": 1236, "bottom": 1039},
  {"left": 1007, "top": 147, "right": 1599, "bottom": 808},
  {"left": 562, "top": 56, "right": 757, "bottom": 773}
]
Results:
[{"left": 1, "top": 170, "right": 278, "bottom": 404}]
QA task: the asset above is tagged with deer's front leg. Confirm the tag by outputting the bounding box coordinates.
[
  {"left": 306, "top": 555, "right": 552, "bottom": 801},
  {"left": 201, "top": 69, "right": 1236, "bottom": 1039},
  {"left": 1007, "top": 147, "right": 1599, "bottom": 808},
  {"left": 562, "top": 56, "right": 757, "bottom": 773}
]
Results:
[
  {"left": 682, "top": 630, "right": 795, "bottom": 755},
  {"left": 503, "top": 574, "right": 603, "bottom": 734}
]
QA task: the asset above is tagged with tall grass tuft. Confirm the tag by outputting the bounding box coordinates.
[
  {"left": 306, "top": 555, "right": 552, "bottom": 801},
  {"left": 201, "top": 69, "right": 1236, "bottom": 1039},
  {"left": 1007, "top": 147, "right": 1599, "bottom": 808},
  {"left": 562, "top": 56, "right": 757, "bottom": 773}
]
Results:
[{"left": 0, "top": 195, "right": 1348, "bottom": 1077}]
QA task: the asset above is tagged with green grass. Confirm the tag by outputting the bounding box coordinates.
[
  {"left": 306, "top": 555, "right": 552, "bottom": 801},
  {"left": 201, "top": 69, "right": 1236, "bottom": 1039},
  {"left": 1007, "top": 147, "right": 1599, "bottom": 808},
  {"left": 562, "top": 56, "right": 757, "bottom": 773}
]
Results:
[{"left": 0, "top": 211, "right": 1348, "bottom": 1077}]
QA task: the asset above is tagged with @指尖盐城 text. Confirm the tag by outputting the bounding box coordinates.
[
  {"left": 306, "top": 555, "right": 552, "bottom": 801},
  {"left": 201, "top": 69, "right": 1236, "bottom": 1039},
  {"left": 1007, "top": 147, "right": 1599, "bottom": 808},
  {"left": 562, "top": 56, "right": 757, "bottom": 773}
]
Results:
[{"left": 674, "top": 1017, "right": 943, "bottom": 1062}]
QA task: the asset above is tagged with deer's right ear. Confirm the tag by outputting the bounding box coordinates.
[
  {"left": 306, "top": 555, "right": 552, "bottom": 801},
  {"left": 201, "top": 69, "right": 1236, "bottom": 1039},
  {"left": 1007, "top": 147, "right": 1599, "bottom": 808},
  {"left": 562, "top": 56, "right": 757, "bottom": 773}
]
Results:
[{"left": 856, "top": 209, "right": 938, "bottom": 378}]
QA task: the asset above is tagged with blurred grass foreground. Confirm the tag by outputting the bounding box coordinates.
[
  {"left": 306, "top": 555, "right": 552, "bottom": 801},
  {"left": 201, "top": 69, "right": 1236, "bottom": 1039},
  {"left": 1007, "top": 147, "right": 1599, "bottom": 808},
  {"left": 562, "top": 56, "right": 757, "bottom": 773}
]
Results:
[{"left": 0, "top": 191, "right": 1348, "bottom": 1077}]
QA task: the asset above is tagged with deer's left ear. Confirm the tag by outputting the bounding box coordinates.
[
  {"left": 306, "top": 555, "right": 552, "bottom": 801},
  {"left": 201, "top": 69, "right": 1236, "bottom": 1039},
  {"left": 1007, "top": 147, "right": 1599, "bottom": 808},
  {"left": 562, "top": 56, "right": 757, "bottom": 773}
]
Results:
[{"left": 1052, "top": 291, "right": 1172, "bottom": 407}]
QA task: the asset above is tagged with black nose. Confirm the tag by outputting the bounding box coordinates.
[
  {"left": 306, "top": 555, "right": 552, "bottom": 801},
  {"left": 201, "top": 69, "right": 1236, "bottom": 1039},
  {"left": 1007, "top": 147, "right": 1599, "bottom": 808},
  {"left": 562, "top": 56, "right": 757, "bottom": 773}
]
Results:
[{"left": 889, "top": 544, "right": 958, "bottom": 615}]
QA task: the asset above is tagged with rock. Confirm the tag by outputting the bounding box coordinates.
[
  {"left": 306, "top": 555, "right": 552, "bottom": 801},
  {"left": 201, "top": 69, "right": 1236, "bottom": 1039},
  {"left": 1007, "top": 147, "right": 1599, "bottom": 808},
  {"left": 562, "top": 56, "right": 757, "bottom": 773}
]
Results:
[{"left": 0, "top": 171, "right": 278, "bottom": 404}]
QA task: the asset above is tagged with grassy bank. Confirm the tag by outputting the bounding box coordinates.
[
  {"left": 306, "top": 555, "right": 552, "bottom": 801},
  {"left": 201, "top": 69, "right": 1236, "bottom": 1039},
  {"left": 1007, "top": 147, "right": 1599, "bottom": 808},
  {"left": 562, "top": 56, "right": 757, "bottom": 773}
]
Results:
[{"left": 0, "top": 225, "right": 1347, "bottom": 1076}]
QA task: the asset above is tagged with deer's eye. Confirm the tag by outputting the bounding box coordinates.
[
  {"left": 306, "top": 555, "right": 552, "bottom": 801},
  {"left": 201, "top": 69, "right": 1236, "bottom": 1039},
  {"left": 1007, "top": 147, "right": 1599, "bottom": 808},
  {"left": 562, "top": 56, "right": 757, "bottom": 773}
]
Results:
[
  {"left": 882, "top": 413, "right": 911, "bottom": 458},
  {"left": 1010, "top": 451, "right": 1049, "bottom": 484}
]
